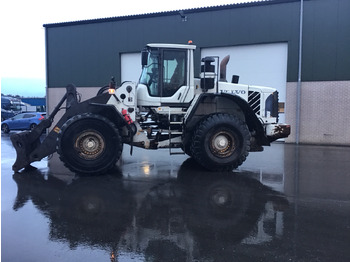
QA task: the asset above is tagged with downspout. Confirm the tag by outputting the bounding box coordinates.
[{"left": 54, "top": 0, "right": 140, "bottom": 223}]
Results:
[
  {"left": 44, "top": 25, "right": 50, "bottom": 120},
  {"left": 295, "top": 0, "right": 304, "bottom": 144}
]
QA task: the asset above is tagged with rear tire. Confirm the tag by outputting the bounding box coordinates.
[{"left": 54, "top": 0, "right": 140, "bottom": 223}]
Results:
[
  {"left": 57, "top": 113, "right": 123, "bottom": 175},
  {"left": 190, "top": 114, "right": 250, "bottom": 171},
  {"left": 181, "top": 133, "right": 193, "bottom": 157}
]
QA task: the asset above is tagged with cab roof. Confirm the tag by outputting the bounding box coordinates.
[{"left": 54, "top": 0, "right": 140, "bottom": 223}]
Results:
[{"left": 146, "top": 43, "right": 196, "bottom": 50}]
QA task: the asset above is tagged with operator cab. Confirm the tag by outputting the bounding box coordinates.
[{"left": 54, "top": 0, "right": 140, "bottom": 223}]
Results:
[{"left": 137, "top": 44, "right": 196, "bottom": 107}]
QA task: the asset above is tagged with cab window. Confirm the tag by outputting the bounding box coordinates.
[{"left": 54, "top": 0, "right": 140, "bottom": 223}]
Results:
[
  {"left": 162, "top": 50, "right": 186, "bottom": 97},
  {"left": 139, "top": 50, "right": 160, "bottom": 97}
]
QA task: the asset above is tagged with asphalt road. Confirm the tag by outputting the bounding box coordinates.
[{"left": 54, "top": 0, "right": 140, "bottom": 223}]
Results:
[{"left": 2, "top": 132, "right": 350, "bottom": 262}]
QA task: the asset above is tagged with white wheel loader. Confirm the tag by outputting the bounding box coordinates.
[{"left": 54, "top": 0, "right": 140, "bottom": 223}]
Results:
[{"left": 10, "top": 43, "right": 290, "bottom": 174}]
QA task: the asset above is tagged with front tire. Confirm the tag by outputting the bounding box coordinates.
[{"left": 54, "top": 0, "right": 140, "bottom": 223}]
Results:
[
  {"left": 190, "top": 114, "right": 251, "bottom": 171},
  {"left": 57, "top": 113, "right": 123, "bottom": 175}
]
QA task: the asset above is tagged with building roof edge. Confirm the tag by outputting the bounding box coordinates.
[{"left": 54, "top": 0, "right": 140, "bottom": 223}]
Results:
[{"left": 43, "top": 0, "right": 301, "bottom": 28}]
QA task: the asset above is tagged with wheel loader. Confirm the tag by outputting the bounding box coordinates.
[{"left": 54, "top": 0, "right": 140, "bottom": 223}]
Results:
[{"left": 10, "top": 43, "right": 290, "bottom": 175}]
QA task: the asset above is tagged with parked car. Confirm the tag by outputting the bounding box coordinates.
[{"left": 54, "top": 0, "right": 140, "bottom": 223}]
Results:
[
  {"left": 1, "top": 109, "right": 17, "bottom": 122},
  {"left": 1, "top": 112, "right": 46, "bottom": 133}
]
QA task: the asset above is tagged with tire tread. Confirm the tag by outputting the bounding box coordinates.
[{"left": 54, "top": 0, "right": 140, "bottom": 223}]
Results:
[
  {"left": 190, "top": 113, "right": 251, "bottom": 171},
  {"left": 57, "top": 113, "right": 122, "bottom": 175}
]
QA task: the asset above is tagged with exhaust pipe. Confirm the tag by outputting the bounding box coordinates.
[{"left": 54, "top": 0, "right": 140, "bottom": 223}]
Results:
[{"left": 219, "top": 55, "right": 230, "bottom": 82}]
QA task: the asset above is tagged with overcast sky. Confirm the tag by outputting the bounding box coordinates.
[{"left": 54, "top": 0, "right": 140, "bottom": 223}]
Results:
[{"left": 0, "top": 0, "right": 253, "bottom": 96}]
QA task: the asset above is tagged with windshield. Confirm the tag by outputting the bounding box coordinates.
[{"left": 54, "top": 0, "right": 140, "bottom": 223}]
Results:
[
  {"left": 139, "top": 50, "right": 160, "bottom": 96},
  {"left": 139, "top": 49, "right": 187, "bottom": 97}
]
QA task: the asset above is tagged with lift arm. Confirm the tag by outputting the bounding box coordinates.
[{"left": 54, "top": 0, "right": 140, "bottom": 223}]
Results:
[{"left": 11, "top": 84, "right": 78, "bottom": 172}]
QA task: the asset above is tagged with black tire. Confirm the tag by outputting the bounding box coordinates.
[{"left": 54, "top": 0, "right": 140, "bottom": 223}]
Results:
[
  {"left": 1, "top": 123, "right": 10, "bottom": 133},
  {"left": 190, "top": 113, "right": 250, "bottom": 171},
  {"left": 183, "top": 143, "right": 192, "bottom": 157},
  {"left": 57, "top": 113, "right": 123, "bottom": 175},
  {"left": 181, "top": 136, "right": 192, "bottom": 157}
]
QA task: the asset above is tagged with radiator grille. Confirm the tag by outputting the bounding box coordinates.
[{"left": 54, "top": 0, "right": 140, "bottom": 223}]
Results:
[{"left": 248, "top": 91, "right": 261, "bottom": 115}]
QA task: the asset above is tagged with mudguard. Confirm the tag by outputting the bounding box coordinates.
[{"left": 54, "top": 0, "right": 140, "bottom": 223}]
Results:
[{"left": 184, "top": 93, "right": 270, "bottom": 148}]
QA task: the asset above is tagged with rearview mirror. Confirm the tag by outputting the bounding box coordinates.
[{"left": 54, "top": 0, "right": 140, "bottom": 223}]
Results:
[{"left": 141, "top": 50, "right": 148, "bottom": 67}]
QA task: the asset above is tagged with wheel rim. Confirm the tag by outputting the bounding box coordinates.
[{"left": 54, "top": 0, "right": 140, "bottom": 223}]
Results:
[
  {"left": 210, "top": 187, "right": 233, "bottom": 208},
  {"left": 74, "top": 131, "right": 105, "bottom": 160},
  {"left": 2, "top": 125, "right": 9, "bottom": 133},
  {"left": 210, "top": 131, "right": 236, "bottom": 158}
]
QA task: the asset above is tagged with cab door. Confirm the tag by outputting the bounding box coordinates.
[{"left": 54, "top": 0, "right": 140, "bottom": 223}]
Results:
[{"left": 160, "top": 49, "right": 189, "bottom": 105}]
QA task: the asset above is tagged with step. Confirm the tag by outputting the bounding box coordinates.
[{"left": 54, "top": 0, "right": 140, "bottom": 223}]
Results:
[
  {"left": 170, "top": 151, "right": 186, "bottom": 155},
  {"left": 170, "top": 142, "right": 182, "bottom": 147},
  {"left": 168, "top": 131, "right": 183, "bottom": 135}
]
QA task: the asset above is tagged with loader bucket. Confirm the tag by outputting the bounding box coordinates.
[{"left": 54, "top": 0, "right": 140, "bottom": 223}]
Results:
[
  {"left": 11, "top": 131, "right": 41, "bottom": 172},
  {"left": 11, "top": 119, "right": 52, "bottom": 172}
]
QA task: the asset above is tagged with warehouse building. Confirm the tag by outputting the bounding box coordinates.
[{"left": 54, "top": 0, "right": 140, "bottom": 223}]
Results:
[{"left": 44, "top": 0, "right": 350, "bottom": 145}]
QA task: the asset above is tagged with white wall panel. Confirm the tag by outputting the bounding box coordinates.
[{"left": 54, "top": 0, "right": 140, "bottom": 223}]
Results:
[{"left": 121, "top": 53, "right": 141, "bottom": 83}]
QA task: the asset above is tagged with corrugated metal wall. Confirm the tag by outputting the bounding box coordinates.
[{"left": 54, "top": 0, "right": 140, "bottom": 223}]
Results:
[
  {"left": 44, "top": 0, "right": 299, "bottom": 87},
  {"left": 44, "top": 0, "right": 350, "bottom": 88}
]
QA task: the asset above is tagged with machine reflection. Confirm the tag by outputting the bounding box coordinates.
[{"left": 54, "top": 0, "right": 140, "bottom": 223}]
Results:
[{"left": 13, "top": 159, "right": 288, "bottom": 261}]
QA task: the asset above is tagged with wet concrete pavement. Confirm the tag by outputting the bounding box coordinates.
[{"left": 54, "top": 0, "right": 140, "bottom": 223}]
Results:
[{"left": 2, "top": 133, "right": 350, "bottom": 262}]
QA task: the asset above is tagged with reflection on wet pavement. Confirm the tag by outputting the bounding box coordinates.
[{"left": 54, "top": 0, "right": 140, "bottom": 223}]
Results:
[
  {"left": 11, "top": 159, "right": 288, "bottom": 261},
  {"left": 2, "top": 134, "right": 350, "bottom": 262}
]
